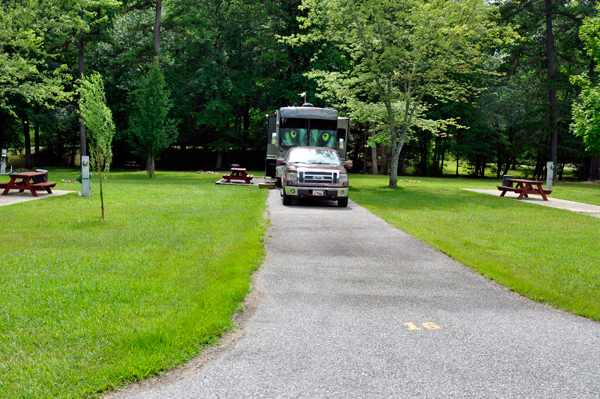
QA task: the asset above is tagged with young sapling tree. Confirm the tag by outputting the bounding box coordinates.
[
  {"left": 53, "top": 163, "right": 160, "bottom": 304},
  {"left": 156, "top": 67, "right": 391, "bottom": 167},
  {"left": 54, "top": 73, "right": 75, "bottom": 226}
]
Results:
[{"left": 79, "top": 72, "right": 115, "bottom": 220}]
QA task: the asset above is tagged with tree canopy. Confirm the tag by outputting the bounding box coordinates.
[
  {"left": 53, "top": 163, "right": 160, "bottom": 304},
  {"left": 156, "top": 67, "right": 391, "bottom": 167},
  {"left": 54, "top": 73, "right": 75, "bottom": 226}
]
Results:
[
  {"left": 292, "top": 0, "right": 505, "bottom": 187},
  {"left": 1, "top": 0, "right": 598, "bottom": 181}
]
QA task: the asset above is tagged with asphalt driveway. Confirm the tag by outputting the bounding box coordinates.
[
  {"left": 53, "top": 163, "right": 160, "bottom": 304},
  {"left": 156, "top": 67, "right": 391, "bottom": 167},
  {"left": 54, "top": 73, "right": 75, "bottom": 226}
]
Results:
[{"left": 113, "top": 190, "right": 600, "bottom": 398}]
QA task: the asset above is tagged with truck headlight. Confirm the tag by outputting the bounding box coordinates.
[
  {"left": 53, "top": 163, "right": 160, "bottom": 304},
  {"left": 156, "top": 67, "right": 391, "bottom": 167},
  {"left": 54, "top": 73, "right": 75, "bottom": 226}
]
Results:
[
  {"left": 287, "top": 172, "right": 298, "bottom": 184},
  {"left": 339, "top": 173, "right": 348, "bottom": 184}
]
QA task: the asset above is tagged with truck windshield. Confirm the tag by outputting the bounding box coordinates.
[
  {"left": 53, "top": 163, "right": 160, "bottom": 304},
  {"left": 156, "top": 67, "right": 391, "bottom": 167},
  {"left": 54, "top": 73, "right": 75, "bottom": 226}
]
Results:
[
  {"left": 287, "top": 148, "right": 341, "bottom": 165},
  {"left": 280, "top": 118, "right": 337, "bottom": 148}
]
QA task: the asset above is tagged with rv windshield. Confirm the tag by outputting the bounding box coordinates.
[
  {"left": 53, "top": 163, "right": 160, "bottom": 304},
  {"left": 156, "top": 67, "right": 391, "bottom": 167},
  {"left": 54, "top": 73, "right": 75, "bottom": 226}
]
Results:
[
  {"left": 287, "top": 148, "right": 341, "bottom": 165},
  {"left": 280, "top": 118, "right": 337, "bottom": 148}
]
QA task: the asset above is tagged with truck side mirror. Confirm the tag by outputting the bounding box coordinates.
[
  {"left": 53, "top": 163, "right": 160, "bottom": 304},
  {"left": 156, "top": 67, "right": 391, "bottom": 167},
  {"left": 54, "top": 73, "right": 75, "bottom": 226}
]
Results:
[
  {"left": 276, "top": 158, "right": 285, "bottom": 166},
  {"left": 338, "top": 138, "right": 345, "bottom": 150},
  {"left": 343, "top": 160, "right": 353, "bottom": 170},
  {"left": 271, "top": 132, "right": 277, "bottom": 145}
]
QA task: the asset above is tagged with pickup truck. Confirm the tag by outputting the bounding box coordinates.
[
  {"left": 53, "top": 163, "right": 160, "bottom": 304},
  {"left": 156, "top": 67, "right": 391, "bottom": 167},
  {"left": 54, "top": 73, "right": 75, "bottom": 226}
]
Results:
[{"left": 278, "top": 146, "right": 350, "bottom": 207}]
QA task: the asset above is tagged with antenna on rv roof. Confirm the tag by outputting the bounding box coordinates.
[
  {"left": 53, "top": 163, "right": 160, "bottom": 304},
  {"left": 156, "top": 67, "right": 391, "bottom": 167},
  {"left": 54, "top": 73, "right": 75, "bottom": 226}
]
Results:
[{"left": 298, "top": 92, "right": 307, "bottom": 104}]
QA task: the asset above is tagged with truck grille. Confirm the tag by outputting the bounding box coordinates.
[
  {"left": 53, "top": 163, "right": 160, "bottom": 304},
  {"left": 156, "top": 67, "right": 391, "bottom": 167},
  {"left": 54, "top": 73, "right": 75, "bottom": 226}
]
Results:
[{"left": 300, "top": 170, "right": 337, "bottom": 184}]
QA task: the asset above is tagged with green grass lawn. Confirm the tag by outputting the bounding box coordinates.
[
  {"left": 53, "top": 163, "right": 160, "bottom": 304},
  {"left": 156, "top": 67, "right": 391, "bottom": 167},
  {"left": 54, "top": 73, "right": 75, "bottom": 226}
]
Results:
[
  {"left": 0, "top": 170, "right": 268, "bottom": 398},
  {"left": 350, "top": 174, "right": 600, "bottom": 322},
  {"left": 2, "top": 168, "right": 598, "bottom": 398}
]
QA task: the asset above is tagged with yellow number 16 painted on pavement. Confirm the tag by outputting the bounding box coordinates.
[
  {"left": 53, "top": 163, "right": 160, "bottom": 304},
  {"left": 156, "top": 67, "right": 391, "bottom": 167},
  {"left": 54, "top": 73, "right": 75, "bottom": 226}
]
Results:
[{"left": 403, "top": 322, "right": 441, "bottom": 330}]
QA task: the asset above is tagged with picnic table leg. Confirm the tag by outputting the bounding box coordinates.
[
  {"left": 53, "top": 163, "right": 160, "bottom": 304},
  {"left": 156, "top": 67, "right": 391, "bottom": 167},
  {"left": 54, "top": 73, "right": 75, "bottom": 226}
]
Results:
[
  {"left": 516, "top": 182, "right": 528, "bottom": 200},
  {"left": 1, "top": 179, "right": 16, "bottom": 195},
  {"left": 23, "top": 178, "right": 38, "bottom": 197},
  {"left": 242, "top": 172, "right": 251, "bottom": 184},
  {"left": 40, "top": 174, "right": 52, "bottom": 193},
  {"left": 536, "top": 184, "right": 548, "bottom": 201},
  {"left": 521, "top": 184, "right": 531, "bottom": 199}
]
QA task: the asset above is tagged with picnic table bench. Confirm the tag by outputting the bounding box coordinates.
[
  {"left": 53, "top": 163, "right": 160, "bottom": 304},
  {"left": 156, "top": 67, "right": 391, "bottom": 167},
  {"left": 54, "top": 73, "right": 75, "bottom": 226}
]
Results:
[
  {"left": 497, "top": 178, "right": 552, "bottom": 201},
  {"left": 222, "top": 168, "right": 254, "bottom": 184},
  {"left": 1, "top": 172, "right": 57, "bottom": 196}
]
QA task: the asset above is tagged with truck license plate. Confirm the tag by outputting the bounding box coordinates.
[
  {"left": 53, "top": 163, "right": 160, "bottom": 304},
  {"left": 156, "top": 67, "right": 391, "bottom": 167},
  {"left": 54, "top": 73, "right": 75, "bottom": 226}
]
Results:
[{"left": 313, "top": 190, "right": 324, "bottom": 196}]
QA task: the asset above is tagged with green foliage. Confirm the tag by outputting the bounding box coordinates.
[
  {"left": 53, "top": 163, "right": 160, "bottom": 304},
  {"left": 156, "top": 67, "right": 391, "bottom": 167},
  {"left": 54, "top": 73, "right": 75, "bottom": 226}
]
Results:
[
  {"left": 571, "top": 78, "right": 600, "bottom": 156},
  {"left": 79, "top": 72, "right": 116, "bottom": 174},
  {"left": 0, "top": 170, "right": 268, "bottom": 398},
  {"left": 496, "top": 0, "right": 596, "bottom": 177},
  {"left": 571, "top": 5, "right": 600, "bottom": 157},
  {"left": 79, "top": 72, "right": 115, "bottom": 219},
  {"left": 292, "top": 0, "right": 507, "bottom": 187},
  {"left": 0, "top": 1, "right": 73, "bottom": 114},
  {"left": 127, "top": 65, "right": 177, "bottom": 177}
]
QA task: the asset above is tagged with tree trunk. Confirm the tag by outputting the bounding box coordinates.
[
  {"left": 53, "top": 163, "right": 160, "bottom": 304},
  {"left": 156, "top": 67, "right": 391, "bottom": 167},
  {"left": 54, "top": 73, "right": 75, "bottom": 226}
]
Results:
[
  {"left": 100, "top": 173, "right": 105, "bottom": 219},
  {"left": 496, "top": 150, "right": 502, "bottom": 179},
  {"left": 546, "top": 0, "right": 558, "bottom": 181},
  {"left": 154, "top": 0, "right": 162, "bottom": 57},
  {"left": 502, "top": 157, "right": 513, "bottom": 177},
  {"left": 590, "top": 155, "right": 600, "bottom": 181},
  {"left": 455, "top": 150, "right": 459, "bottom": 176},
  {"left": 147, "top": 155, "right": 155, "bottom": 178},
  {"left": 534, "top": 151, "right": 545, "bottom": 179},
  {"left": 480, "top": 157, "right": 486, "bottom": 178},
  {"left": 78, "top": 11, "right": 86, "bottom": 167},
  {"left": 34, "top": 123, "right": 40, "bottom": 167},
  {"left": 432, "top": 137, "right": 439, "bottom": 175},
  {"left": 23, "top": 114, "right": 32, "bottom": 169},
  {"left": 558, "top": 163, "right": 564, "bottom": 180},
  {"left": 399, "top": 145, "right": 407, "bottom": 176},
  {"left": 380, "top": 145, "right": 387, "bottom": 174},
  {"left": 215, "top": 151, "right": 223, "bottom": 170},
  {"left": 420, "top": 140, "right": 428, "bottom": 176},
  {"left": 70, "top": 140, "right": 77, "bottom": 167},
  {"left": 439, "top": 145, "right": 445, "bottom": 177},
  {"left": 370, "top": 122, "right": 378, "bottom": 175}
]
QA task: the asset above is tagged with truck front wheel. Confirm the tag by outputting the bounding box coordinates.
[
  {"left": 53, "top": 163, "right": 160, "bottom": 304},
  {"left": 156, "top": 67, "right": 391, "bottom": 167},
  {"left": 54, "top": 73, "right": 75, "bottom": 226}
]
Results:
[
  {"left": 282, "top": 191, "right": 292, "bottom": 206},
  {"left": 338, "top": 197, "right": 348, "bottom": 208}
]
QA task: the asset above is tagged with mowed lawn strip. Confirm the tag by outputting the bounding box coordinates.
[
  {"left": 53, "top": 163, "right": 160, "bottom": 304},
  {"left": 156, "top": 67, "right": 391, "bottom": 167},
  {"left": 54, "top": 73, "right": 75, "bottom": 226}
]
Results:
[
  {"left": 350, "top": 175, "right": 600, "bottom": 321},
  {"left": 0, "top": 170, "right": 267, "bottom": 398}
]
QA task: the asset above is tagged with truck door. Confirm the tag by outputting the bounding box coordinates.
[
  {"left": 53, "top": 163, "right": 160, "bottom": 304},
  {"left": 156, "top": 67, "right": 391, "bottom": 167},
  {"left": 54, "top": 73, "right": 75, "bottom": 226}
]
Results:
[
  {"left": 265, "top": 113, "right": 278, "bottom": 178},
  {"left": 337, "top": 117, "right": 350, "bottom": 161}
]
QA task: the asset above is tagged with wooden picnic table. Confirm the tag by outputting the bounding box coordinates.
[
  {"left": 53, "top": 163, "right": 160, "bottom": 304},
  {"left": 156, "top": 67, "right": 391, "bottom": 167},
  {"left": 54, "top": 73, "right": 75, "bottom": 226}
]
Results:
[
  {"left": 0, "top": 172, "right": 57, "bottom": 197},
  {"left": 222, "top": 168, "right": 254, "bottom": 184},
  {"left": 497, "top": 178, "right": 552, "bottom": 201}
]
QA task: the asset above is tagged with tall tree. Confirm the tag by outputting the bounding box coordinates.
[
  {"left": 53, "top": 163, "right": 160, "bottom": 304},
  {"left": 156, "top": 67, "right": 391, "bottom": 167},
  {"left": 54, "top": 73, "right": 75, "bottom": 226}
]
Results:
[
  {"left": 128, "top": 65, "right": 177, "bottom": 177},
  {"left": 154, "top": 0, "right": 162, "bottom": 57},
  {"left": 79, "top": 10, "right": 87, "bottom": 166},
  {"left": 546, "top": 0, "right": 558, "bottom": 180},
  {"left": 294, "top": 0, "right": 502, "bottom": 187},
  {"left": 571, "top": 4, "right": 600, "bottom": 181},
  {"left": 498, "top": 0, "right": 596, "bottom": 180}
]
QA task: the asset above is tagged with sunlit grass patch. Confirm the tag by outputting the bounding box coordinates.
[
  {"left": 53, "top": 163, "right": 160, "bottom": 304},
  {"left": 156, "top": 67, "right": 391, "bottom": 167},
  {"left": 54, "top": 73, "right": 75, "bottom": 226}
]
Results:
[{"left": 0, "top": 170, "right": 267, "bottom": 398}]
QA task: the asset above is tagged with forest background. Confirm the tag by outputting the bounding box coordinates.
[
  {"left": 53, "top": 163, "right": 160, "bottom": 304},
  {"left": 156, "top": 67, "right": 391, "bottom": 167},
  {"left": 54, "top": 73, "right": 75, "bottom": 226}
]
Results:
[{"left": 2, "top": 0, "right": 600, "bottom": 182}]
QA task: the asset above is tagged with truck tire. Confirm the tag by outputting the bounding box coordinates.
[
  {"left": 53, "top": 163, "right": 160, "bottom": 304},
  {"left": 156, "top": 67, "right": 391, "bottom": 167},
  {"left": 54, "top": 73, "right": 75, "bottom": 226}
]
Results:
[
  {"left": 282, "top": 191, "right": 292, "bottom": 206},
  {"left": 338, "top": 197, "right": 348, "bottom": 208}
]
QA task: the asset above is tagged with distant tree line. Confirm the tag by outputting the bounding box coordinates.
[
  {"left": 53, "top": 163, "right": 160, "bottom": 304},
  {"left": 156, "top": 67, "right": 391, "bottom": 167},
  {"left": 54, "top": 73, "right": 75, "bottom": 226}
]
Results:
[{"left": 1, "top": 0, "right": 599, "bottom": 181}]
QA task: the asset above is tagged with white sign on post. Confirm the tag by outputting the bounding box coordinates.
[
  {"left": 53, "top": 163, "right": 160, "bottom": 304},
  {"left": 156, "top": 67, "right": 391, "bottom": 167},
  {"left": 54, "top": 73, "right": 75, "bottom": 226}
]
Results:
[
  {"left": 546, "top": 161, "right": 554, "bottom": 191},
  {"left": 0, "top": 149, "right": 6, "bottom": 175},
  {"left": 81, "top": 156, "right": 91, "bottom": 197}
]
